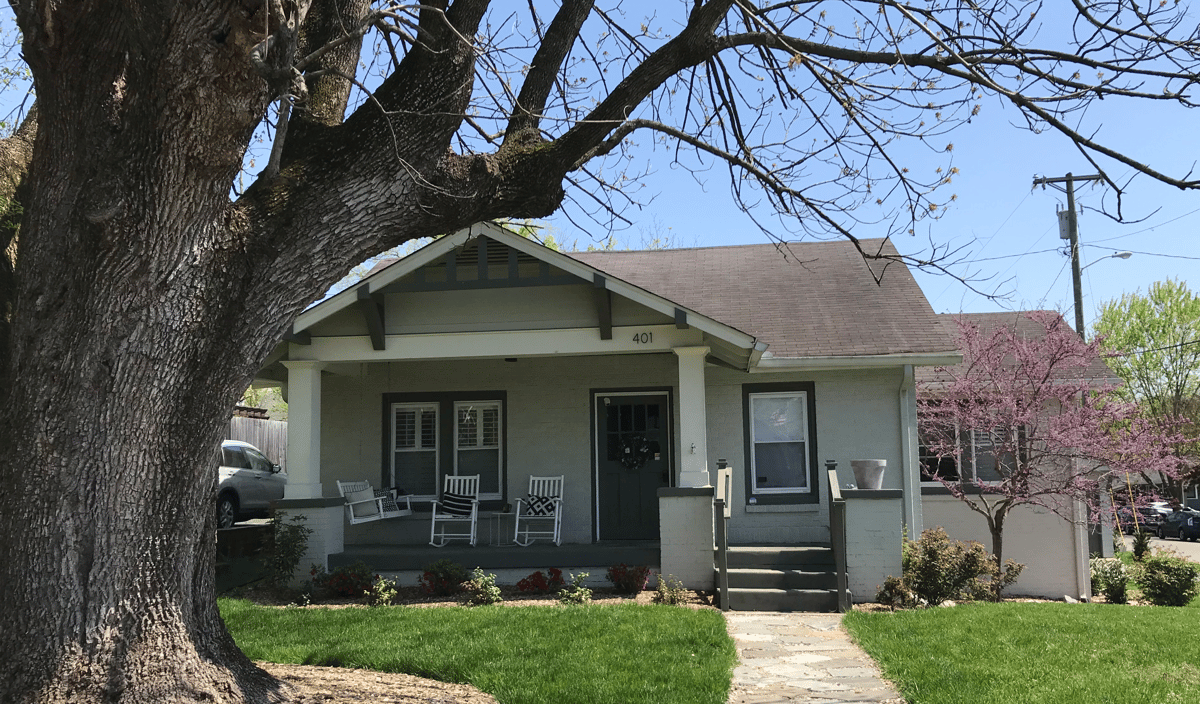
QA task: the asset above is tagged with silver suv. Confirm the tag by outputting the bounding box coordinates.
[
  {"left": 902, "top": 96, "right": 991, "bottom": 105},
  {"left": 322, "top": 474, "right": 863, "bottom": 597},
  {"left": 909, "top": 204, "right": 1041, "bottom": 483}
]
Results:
[{"left": 217, "top": 440, "right": 287, "bottom": 528}]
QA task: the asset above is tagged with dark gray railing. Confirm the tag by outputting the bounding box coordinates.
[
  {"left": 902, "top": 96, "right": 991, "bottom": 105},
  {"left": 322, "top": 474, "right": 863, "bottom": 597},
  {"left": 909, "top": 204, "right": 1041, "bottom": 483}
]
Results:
[
  {"left": 826, "top": 462, "right": 850, "bottom": 612},
  {"left": 714, "top": 460, "right": 732, "bottom": 611}
]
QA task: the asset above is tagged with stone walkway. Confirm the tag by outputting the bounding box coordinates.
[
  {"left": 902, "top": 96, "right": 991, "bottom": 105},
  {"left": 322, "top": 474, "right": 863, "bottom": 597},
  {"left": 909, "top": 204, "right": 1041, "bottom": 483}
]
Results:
[{"left": 725, "top": 612, "right": 905, "bottom": 704}]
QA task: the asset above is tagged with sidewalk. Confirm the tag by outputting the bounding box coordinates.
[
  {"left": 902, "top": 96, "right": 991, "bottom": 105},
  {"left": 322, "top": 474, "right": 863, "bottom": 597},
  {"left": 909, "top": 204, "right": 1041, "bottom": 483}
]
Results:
[{"left": 725, "top": 612, "right": 904, "bottom": 704}]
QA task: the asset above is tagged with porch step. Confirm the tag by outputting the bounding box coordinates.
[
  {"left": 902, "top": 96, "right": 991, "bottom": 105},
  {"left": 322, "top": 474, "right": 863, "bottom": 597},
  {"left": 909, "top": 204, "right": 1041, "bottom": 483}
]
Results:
[
  {"left": 718, "top": 545, "right": 842, "bottom": 612},
  {"left": 725, "top": 545, "right": 835, "bottom": 569},
  {"left": 726, "top": 567, "right": 837, "bottom": 590},
  {"left": 727, "top": 588, "right": 839, "bottom": 613}
]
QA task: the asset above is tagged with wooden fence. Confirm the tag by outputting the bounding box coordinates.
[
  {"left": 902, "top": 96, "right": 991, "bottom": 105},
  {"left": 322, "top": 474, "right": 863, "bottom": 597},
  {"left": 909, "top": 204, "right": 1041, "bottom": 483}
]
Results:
[{"left": 226, "top": 417, "right": 288, "bottom": 472}]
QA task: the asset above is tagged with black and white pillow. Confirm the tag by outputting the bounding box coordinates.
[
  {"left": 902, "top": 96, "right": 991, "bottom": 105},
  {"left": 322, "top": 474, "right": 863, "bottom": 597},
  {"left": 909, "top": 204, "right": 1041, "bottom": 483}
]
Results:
[
  {"left": 441, "top": 492, "right": 474, "bottom": 516},
  {"left": 375, "top": 489, "right": 401, "bottom": 514},
  {"left": 525, "top": 494, "right": 555, "bottom": 517}
]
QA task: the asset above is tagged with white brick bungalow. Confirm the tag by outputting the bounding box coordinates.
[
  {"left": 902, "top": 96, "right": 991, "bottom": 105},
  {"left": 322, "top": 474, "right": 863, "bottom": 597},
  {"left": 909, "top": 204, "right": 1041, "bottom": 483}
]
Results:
[{"left": 255, "top": 222, "right": 1093, "bottom": 604}]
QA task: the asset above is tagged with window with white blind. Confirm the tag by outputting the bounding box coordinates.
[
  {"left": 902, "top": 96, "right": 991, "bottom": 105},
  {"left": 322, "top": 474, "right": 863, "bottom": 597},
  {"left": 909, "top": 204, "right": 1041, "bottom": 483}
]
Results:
[
  {"left": 391, "top": 403, "right": 439, "bottom": 499},
  {"left": 455, "top": 401, "right": 502, "bottom": 498},
  {"left": 386, "top": 396, "right": 505, "bottom": 502}
]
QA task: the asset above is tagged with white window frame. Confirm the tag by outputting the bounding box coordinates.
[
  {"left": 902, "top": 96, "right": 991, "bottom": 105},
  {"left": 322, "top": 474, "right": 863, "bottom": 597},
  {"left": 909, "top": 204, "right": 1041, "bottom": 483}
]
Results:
[
  {"left": 391, "top": 402, "right": 439, "bottom": 500},
  {"left": 748, "top": 391, "right": 811, "bottom": 495},
  {"left": 453, "top": 400, "right": 503, "bottom": 500}
]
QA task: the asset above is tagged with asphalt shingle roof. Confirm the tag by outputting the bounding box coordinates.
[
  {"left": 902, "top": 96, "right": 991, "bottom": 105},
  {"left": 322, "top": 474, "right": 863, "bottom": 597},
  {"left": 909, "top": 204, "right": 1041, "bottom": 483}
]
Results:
[{"left": 572, "top": 238, "right": 956, "bottom": 359}]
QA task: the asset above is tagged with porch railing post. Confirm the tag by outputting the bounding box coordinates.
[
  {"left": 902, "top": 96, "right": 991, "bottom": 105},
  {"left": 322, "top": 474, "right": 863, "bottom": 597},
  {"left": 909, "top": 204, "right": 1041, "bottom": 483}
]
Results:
[
  {"left": 827, "top": 461, "right": 850, "bottom": 612},
  {"left": 714, "top": 459, "right": 731, "bottom": 611}
]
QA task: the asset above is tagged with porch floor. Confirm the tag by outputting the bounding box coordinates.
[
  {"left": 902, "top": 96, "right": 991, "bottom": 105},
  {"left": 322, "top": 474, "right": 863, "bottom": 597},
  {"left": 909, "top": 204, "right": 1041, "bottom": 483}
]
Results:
[{"left": 330, "top": 541, "right": 661, "bottom": 572}]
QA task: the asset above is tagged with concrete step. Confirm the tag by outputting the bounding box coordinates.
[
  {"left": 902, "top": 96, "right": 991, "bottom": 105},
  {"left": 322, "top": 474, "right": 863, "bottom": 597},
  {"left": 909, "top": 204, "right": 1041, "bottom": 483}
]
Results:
[
  {"left": 724, "top": 567, "right": 838, "bottom": 591},
  {"left": 727, "top": 587, "right": 840, "bottom": 612},
  {"left": 723, "top": 545, "right": 835, "bottom": 569}
]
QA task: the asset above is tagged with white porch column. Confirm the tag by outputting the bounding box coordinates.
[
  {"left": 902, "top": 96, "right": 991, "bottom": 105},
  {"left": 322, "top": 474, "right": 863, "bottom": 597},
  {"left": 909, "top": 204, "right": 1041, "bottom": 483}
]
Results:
[
  {"left": 673, "top": 346, "right": 711, "bottom": 488},
  {"left": 282, "top": 360, "right": 326, "bottom": 499}
]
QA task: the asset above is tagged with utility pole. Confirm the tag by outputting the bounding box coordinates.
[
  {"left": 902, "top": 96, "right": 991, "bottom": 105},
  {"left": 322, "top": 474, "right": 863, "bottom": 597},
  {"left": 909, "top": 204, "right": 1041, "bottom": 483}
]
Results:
[{"left": 1032, "top": 173, "right": 1104, "bottom": 337}]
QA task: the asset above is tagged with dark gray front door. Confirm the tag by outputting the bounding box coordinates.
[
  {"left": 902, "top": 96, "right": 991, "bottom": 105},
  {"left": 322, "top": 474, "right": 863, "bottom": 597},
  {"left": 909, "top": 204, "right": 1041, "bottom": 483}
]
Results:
[{"left": 596, "top": 393, "right": 670, "bottom": 540}]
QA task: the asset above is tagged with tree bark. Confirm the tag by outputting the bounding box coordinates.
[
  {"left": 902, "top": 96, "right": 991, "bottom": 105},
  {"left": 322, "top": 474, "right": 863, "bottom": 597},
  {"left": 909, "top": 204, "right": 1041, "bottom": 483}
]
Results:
[{"left": 0, "top": 3, "right": 289, "bottom": 701}]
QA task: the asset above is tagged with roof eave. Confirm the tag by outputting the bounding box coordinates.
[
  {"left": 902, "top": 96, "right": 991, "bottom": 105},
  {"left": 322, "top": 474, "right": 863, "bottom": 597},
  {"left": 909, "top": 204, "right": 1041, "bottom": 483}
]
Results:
[{"left": 750, "top": 350, "right": 963, "bottom": 372}]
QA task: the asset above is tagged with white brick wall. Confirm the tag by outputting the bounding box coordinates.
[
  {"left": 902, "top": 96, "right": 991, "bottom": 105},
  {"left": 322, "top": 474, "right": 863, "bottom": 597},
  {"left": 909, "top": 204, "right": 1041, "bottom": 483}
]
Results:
[
  {"left": 659, "top": 492, "right": 716, "bottom": 589},
  {"left": 276, "top": 505, "right": 344, "bottom": 582},
  {"left": 923, "top": 495, "right": 1087, "bottom": 599},
  {"left": 844, "top": 495, "right": 904, "bottom": 602},
  {"left": 704, "top": 366, "right": 907, "bottom": 545}
]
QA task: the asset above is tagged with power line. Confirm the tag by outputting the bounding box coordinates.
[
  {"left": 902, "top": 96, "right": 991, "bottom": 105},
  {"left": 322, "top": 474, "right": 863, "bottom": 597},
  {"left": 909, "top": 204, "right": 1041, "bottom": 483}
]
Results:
[
  {"left": 1092, "top": 207, "right": 1200, "bottom": 244},
  {"left": 1108, "top": 338, "right": 1200, "bottom": 357}
]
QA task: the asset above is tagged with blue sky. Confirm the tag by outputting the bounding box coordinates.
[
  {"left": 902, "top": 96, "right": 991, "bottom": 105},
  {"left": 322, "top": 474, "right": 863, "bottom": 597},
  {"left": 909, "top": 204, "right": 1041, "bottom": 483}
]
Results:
[{"left": 545, "top": 85, "right": 1198, "bottom": 336}]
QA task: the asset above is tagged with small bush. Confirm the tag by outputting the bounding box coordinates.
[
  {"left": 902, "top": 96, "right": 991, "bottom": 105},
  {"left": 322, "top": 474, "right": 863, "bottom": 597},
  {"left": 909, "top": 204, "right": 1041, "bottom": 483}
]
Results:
[
  {"left": 264, "top": 514, "right": 312, "bottom": 589},
  {"left": 419, "top": 559, "right": 467, "bottom": 596},
  {"left": 459, "top": 567, "right": 504, "bottom": 606},
  {"left": 1137, "top": 552, "right": 1200, "bottom": 607},
  {"left": 902, "top": 527, "right": 996, "bottom": 606},
  {"left": 516, "top": 568, "right": 565, "bottom": 594},
  {"left": 311, "top": 561, "right": 375, "bottom": 598},
  {"left": 366, "top": 575, "right": 400, "bottom": 607},
  {"left": 1090, "top": 557, "right": 1129, "bottom": 604},
  {"left": 654, "top": 574, "right": 689, "bottom": 606},
  {"left": 1132, "top": 530, "right": 1153, "bottom": 561},
  {"left": 875, "top": 575, "right": 919, "bottom": 610},
  {"left": 606, "top": 564, "right": 651, "bottom": 594},
  {"left": 558, "top": 572, "right": 592, "bottom": 605}
]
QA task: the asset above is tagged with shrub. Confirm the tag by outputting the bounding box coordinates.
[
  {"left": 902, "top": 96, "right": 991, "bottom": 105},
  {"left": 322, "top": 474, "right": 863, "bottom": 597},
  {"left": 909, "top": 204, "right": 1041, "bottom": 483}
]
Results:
[
  {"left": 654, "top": 574, "right": 689, "bottom": 606},
  {"left": 1137, "top": 552, "right": 1200, "bottom": 606},
  {"left": 366, "top": 575, "right": 400, "bottom": 607},
  {"left": 558, "top": 572, "right": 592, "bottom": 605},
  {"left": 606, "top": 564, "right": 651, "bottom": 594},
  {"left": 459, "top": 567, "right": 504, "bottom": 606},
  {"left": 419, "top": 559, "right": 467, "bottom": 596},
  {"left": 311, "top": 561, "right": 375, "bottom": 598},
  {"left": 1132, "top": 530, "right": 1153, "bottom": 561},
  {"left": 516, "top": 568, "right": 565, "bottom": 594},
  {"left": 875, "top": 575, "right": 919, "bottom": 610},
  {"left": 1089, "top": 557, "right": 1129, "bottom": 604},
  {"left": 901, "top": 527, "right": 996, "bottom": 606},
  {"left": 264, "top": 513, "right": 312, "bottom": 589}
]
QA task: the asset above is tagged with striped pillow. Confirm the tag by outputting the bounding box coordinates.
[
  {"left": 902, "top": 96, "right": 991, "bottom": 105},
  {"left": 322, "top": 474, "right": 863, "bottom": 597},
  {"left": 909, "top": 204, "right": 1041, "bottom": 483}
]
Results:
[{"left": 441, "top": 492, "right": 474, "bottom": 516}]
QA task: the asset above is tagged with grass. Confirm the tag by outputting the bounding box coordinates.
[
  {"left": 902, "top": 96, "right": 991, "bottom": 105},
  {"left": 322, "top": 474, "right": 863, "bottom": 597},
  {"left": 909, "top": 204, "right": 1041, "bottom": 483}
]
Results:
[
  {"left": 220, "top": 599, "right": 736, "bottom": 704},
  {"left": 845, "top": 601, "right": 1200, "bottom": 704}
]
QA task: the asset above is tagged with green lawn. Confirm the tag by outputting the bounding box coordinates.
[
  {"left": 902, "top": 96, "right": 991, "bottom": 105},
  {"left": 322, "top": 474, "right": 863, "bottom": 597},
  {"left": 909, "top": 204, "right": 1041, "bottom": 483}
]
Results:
[
  {"left": 220, "top": 599, "right": 736, "bottom": 704},
  {"left": 845, "top": 602, "right": 1200, "bottom": 704}
]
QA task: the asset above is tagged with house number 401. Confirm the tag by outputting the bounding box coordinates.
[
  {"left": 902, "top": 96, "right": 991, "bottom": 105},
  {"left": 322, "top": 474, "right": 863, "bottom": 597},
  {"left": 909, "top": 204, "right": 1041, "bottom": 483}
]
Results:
[{"left": 632, "top": 332, "right": 653, "bottom": 344}]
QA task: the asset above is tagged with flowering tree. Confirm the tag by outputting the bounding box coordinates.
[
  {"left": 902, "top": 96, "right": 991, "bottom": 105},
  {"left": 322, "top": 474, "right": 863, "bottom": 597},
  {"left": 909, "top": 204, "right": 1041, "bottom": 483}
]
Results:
[{"left": 919, "top": 311, "right": 1185, "bottom": 569}]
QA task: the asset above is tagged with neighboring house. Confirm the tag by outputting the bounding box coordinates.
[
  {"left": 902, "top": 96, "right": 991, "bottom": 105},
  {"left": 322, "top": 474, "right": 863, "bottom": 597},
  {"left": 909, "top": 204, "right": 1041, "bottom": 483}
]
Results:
[
  {"left": 916, "top": 311, "right": 1120, "bottom": 597},
  {"left": 255, "top": 222, "right": 1090, "bottom": 605}
]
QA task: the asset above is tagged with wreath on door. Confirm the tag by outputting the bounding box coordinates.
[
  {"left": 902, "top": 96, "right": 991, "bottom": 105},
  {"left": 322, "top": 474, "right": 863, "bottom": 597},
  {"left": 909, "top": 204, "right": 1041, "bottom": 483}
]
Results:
[{"left": 619, "top": 435, "right": 654, "bottom": 470}]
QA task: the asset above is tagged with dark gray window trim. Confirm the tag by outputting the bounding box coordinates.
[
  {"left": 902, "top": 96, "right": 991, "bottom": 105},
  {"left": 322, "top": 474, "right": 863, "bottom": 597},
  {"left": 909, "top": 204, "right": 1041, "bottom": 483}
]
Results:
[
  {"left": 381, "top": 390, "right": 508, "bottom": 512},
  {"left": 742, "top": 381, "right": 819, "bottom": 506}
]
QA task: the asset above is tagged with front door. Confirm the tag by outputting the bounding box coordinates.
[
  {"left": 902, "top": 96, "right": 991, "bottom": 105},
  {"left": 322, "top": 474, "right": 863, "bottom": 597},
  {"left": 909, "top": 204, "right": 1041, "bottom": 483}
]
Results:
[{"left": 595, "top": 392, "right": 671, "bottom": 540}]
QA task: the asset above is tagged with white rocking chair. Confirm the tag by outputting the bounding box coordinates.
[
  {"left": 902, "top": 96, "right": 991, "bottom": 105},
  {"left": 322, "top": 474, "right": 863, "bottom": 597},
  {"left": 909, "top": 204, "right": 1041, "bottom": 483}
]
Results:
[
  {"left": 429, "top": 474, "right": 480, "bottom": 547},
  {"left": 513, "top": 475, "right": 564, "bottom": 546},
  {"left": 337, "top": 480, "right": 412, "bottom": 526}
]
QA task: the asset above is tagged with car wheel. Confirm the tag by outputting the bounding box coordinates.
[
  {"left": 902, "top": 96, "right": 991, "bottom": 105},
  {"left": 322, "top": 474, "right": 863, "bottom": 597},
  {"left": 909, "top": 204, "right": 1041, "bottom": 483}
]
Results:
[
  {"left": 1180, "top": 529, "right": 1188, "bottom": 542},
  {"left": 1158, "top": 527, "right": 1166, "bottom": 539},
  {"left": 217, "top": 495, "right": 238, "bottom": 529}
]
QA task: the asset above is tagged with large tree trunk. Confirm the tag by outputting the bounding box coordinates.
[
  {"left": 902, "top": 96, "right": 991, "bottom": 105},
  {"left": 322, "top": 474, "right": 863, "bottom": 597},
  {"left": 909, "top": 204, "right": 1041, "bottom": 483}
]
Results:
[{"left": 0, "top": 4, "right": 291, "bottom": 702}]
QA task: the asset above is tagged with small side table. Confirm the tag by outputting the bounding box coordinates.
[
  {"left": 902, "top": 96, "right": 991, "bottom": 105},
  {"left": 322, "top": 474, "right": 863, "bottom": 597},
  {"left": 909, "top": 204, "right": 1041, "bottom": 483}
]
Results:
[{"left": 487, "top": 512, "right": 516, "bottom": 547}]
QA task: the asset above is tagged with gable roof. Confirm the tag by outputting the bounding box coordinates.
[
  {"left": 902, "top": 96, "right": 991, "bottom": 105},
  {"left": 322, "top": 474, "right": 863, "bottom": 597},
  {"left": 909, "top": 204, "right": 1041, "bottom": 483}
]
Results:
[
  {"left": 916, "top": 311, "right": 1119, "bottom": 384},
  {"left": 572, "top": 238, "right": 957, "bottom": 361},
  {"left": 289, "top": 223, "right": 958, "bottom": 369}
]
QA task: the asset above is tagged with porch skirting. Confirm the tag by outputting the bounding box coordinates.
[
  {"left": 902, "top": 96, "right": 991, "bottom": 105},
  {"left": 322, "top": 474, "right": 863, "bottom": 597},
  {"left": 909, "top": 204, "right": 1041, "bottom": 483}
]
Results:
[{"left": 329, "top": 541, "right": 660, "bottom": 573}]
